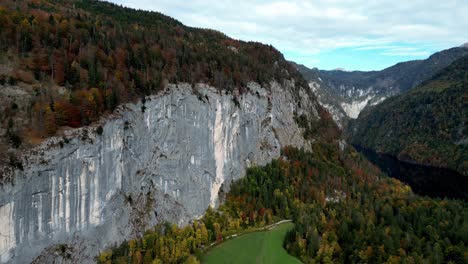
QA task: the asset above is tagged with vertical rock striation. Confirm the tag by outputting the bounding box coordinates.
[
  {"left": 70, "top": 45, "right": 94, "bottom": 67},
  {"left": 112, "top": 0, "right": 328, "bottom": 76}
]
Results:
[{"left": 0, "top": 82, "right": 317, "bottom": 263}]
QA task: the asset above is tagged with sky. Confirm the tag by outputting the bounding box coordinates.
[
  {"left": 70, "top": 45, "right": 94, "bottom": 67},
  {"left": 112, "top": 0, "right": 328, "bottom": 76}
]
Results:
[{"left": 108, "top": 0, "right": 467, "bottom": 71}]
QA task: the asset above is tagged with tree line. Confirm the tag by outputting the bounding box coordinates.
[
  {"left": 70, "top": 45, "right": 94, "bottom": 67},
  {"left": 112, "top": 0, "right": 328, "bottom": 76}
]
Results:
[
  {"left": 99, "top": 142, "right": 467, "bottom": 263},
  {"left": 0, "top": 0, "right": 306, "bottom": 145}
]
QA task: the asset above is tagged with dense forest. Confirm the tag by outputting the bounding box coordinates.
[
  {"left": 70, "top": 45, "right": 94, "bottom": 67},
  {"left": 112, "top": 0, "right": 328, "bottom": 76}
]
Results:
[
  {"left": 2, "top": 1, "right": 466, "bottom": 263},
  {"left": 98, "top": 142, "right": 467, "bottom": 264},
  {"left": 0, "top": 0, "right": 309, "bottom": 156},
  {"left": 348, "top": 55, "right": 468, "bottom": 175}
]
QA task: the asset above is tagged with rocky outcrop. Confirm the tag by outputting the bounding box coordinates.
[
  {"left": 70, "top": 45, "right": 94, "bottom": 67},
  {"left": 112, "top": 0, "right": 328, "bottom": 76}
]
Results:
[
  {"left": 293, "top": 46, "right": 468, "bottom": 125},
  {"left": 0, "top": 81, "right": 317, "bottom": 263}
]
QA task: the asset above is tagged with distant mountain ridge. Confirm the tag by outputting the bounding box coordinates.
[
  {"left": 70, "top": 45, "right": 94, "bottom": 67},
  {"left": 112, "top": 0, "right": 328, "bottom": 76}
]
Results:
[
  {"left": 294, "top": 46, "right": 468, "bottom": 125},
  {"left": 348, "top": 54, "right": 468, "bottom": 175}
]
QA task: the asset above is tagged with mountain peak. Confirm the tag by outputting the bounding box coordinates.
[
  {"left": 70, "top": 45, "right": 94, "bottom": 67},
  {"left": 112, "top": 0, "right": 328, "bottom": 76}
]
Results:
[
  {"left": 461, "top": 42, "right": 468, "bottom": 48},
  {"left": 295, "top": 46, "right": 468, "bottom": 124}
]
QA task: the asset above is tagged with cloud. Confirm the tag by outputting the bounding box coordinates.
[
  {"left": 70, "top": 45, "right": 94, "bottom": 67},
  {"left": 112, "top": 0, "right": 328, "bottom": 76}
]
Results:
[
  {"left": 108, "top": 0, "right": 467, "bottom": 70},
  {"left": 381, "top": 47, "right": 431, "bottom": 57}
]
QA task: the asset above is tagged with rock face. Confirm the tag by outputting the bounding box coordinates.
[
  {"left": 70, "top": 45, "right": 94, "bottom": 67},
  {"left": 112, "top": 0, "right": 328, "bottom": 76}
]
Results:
[
  {"left": 292, "top": 46, "right": 468, "bottom": 125},
  {"left": 348, "top": 55, "right": 468, "bottom": 176},
  {"left": 0, "top": 82, "right": 316, "bottom": 263}
]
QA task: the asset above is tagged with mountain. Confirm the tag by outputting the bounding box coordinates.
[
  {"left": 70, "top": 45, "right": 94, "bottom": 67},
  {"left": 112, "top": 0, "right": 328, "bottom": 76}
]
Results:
[
  {"left": 0, "top": 0, "right": 330, "bottom": 263},
  {"left": 348, "top": 55, "right": 468, "bottom": 175},
  {"left": 0, "top": 1, "right": 466, "bottom": 263},
  {"left": 0, "top": 0, "right": 319, "bottom": 175},
  {"left": 294, "top": 46, "right": 468, "bottom": 125},
  {"left": 0, "top": 0, "right": 309, "bottom": 161},
  {"left": 99, "top": 145, "right": 467, "bottom": 263},
  {"left": 290, "top": 62, "right": 349, "bottom": 127}
]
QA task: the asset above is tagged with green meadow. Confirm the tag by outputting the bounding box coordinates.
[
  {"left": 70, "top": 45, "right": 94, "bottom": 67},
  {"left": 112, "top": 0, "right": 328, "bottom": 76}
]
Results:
[{"left": 202, "top": 222, "right": 301, "bottom": 264}]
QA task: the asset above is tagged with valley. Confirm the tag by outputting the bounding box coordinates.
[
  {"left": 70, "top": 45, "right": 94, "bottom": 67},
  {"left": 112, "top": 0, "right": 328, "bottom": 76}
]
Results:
[
  {"left": 354, "top": 145, "right": 468, "bottom": 200},
  {"left": 293, "top": 46, "right": 468, "bottom": 126},
  {"left": 348, "top": 55, "right": 468, "bottom": 176},
  {"left": 0, "top": 0, "right": 466, "bottom": 264}
]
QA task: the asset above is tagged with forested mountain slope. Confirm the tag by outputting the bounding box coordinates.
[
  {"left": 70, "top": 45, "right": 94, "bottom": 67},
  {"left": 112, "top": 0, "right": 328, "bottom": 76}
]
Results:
[
  {"left": 99, "top": 144, "right": 467, "bottom": 264},
  {"left": 0, "top": 1, "right": 329, "bottom": 263},
  {"left": 294, "top": 46, "right": 468, "bottom": 124},
  {"left": 348, "top": 55, "right": 468, "bottom": 175},
  {"left": 0, "top": 1, "right": 465, "bottom": 264},
  {"left": 0, "top": 0, "right": 314, "bottom": 178},
  {"left": 290, "top": 62, "right": 348, "bottom": 128}
]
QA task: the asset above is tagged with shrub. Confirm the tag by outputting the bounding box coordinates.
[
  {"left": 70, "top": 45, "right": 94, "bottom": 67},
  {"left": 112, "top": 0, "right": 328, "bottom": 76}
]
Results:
[
  {"left": 8, "top": 131, "right": 22, "bottom": 148},
  {"left": 96, "top": 125, "right": 103, "bottom": 135}
]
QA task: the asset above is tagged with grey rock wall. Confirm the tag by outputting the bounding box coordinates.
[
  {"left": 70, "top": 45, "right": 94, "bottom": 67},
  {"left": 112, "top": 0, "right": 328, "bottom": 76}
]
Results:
[{"left": 0, "top": 81, "right": 317, "bottom": 263}]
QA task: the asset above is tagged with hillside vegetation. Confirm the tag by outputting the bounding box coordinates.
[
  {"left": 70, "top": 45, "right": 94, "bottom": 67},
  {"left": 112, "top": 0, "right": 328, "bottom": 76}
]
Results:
[
  {"left": 348, "top": 55, "right": 468, "bottom": 175},
  {"left": 99, "top": 142, "right": 467, "bottom": 264},
  {"left": 0, "top": 0, "right": 311, "bottom": 175},
  {"left": 294, "top": 47, "right": 468, "bottom": 124}
]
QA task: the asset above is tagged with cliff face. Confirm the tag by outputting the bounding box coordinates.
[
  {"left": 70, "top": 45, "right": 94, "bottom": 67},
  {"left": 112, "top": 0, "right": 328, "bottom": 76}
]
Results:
[
  {"left": 0, "top": 82, "right": 317, "bottom": 263},
  {"left": 348, "top": 55, "right": 468, "bottom": 176},
  {"left": 293, "top": 47, "right": 468, "bottom": 125}
]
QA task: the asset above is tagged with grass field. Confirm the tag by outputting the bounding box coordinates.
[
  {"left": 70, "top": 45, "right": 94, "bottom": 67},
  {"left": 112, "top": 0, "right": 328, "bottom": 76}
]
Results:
[{"left": 202, "top": 222, "right": 302, "bottom": 264}]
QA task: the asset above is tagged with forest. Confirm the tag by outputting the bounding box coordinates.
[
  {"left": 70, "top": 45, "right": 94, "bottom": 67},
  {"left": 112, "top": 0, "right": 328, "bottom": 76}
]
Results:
[
  {"left": 348, "top": 55, "right": 468, "bottom": 175},
  {"left": 98, "top": 142, "right": 467, "bottom": 264},
  {"left": 1, "top": 1, "right": 466, "bottom": 263},
  {"left": 0, "top": 0, "right": 308, "bottom": 147}
]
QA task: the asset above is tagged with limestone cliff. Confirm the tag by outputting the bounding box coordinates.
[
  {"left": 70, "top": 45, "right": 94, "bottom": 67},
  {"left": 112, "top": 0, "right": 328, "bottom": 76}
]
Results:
[{"left": 0, "top": 82, "right": 318, "bottom": 263}]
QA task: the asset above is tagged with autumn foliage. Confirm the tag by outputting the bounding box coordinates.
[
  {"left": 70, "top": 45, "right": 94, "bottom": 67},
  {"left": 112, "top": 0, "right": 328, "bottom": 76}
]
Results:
[
  {"left": 100, "top": 143, "right": 467, "bottom": 263},
  {"left": 0, "top": 0, "right": 307, "bottom": 140}
]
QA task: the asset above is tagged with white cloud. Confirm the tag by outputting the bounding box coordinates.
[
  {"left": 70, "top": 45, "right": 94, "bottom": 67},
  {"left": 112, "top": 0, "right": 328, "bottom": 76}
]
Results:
[
  {"left": 108, "top": 0, "right": 467, "bottom": 69},
  {"left": 382, "top": 47, "right": 431, "bottom": 56},
  {"left": 255, "top": 2, "right": 302, "bottom": 17}
]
